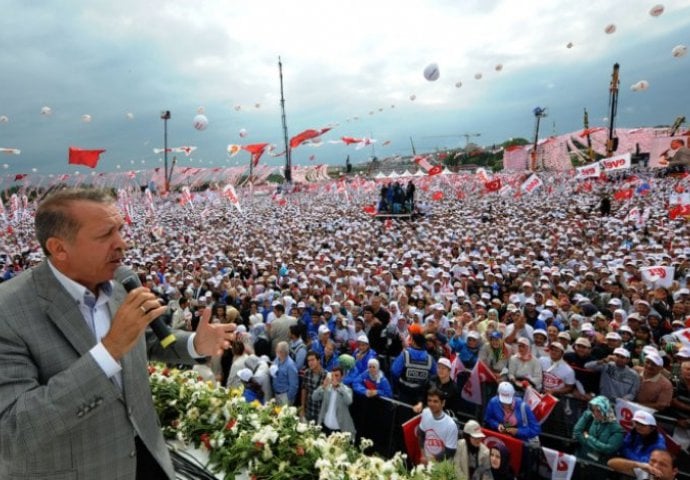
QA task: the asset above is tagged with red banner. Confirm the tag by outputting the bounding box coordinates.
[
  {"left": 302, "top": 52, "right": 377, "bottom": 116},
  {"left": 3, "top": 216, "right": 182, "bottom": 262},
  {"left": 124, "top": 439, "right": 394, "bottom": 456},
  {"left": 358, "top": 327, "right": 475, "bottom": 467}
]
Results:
[
  {"left": 481, "top": 428, "right": 523, "bottom": 474},
  {"left": 402, "top": 414, "right": 423, "bottom": 465}
]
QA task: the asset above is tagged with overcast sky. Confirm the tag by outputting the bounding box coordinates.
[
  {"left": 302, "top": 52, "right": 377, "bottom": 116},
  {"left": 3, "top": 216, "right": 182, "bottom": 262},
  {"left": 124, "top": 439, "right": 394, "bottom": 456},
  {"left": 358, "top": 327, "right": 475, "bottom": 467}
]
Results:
[{"left": 1, "top": 0, "right": 689, "bottom": 175}]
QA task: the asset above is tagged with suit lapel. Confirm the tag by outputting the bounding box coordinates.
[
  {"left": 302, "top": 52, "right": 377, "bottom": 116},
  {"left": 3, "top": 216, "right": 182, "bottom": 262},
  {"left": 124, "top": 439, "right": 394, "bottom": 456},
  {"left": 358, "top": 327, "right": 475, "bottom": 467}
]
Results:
[{"left": 34, "top": 262, "right": 96, "bottom": 356}]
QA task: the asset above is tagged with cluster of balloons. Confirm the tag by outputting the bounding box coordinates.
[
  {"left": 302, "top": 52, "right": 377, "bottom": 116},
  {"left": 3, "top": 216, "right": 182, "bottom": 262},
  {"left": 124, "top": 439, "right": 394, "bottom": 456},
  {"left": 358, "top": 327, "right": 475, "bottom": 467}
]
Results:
[{"left": 630, "top": 80, "right": 650, "bottom": 92}]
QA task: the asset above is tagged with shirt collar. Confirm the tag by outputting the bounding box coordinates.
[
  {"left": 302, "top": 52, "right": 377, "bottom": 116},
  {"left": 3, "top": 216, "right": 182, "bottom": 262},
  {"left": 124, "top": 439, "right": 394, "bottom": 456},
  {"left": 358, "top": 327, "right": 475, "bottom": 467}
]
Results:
[{"left": 48, "top": 260, "right": 113, "bottom": 307}]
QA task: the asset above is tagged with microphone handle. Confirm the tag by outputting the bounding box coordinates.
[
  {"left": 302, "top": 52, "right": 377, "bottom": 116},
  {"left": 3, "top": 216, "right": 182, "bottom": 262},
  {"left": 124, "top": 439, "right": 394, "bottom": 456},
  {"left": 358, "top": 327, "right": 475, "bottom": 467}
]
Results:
[{"left": 121, "top": 276, "right": 176, "bottom": 348}]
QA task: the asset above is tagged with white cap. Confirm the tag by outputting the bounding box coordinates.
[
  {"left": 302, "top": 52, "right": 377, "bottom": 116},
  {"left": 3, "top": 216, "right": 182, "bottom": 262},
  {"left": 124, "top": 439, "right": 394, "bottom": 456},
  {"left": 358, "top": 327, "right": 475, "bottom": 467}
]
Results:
[
  {"left": 357, "top": 334, "right": 369, "bottom": 344},
  {"left": 613, "top": 347, "right": 630, "bottom": 358},
  {"left": 517, "top": 337, "right": 531, "bottom": 346},
  {"left": 619, "top": 325, "right": 633, "bottom": 335},
  {"left": 677, "top": 347, "right": 690, "bottom": 358},
  {"left": 438, "top": 358, "right": 452, "bottom": 370},
  {"left": 606, "top": 332, "right": 622, "bottom": 341},
  {"left": 645, "top": 352, "right": 663, "bottom": 367},
  {"left": 498, "top": 381, "right": 515, "bottom": 404},
  {"left": 463, "top": 420, "right": 486, "bottom": 439},
  {"left": 467, "top": 331, "right": 481, "bottom": 340},
  {"left": 318, "top": 325, "right": 330, "bottom": 335},
  {"left": 632, "top": 410, "right": 656, "bottom": 426},
  {"left": 533, "top": 329, "right": 547, "bottom": 338},
  {"left": 550, "top": 341, "right": 565, "bottom": 351},
  {"left": 574, "top": 337, "right": 591, "bottom": 348},
  {"left": 237, "top": 368, "right": 253, "bottom": 383}
]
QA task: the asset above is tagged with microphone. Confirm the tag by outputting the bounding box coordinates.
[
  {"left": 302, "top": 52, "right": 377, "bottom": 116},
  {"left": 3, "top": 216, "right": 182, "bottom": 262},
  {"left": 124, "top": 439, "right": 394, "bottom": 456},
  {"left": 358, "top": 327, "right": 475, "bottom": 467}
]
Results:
[{"left": 114, "top": 266, "right": 176, "bottom": 348}]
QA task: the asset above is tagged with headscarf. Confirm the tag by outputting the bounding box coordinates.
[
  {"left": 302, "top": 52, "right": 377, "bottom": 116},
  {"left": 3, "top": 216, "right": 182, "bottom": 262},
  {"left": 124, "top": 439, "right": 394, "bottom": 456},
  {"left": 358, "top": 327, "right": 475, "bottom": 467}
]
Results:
[
  {"left": 588, "top": 395, "right": 617, "bottom": 423},
  {"left": 367, "top": 358, "right": 383, "bottom": 382},
  {"left": 490, "top": 444, "right": 514, "bottom": 480}
]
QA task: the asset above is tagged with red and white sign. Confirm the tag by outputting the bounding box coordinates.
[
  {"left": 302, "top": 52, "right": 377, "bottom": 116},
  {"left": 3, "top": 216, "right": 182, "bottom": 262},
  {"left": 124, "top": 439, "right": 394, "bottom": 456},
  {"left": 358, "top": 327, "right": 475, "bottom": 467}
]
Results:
[
  {"left": 523, "top": 386, "right": 559, "bottom": 424},
  {"left": 482, "top": 428, "right": 523, "bottom": 474},
  {"left": 461, "top": 360, "right": 496, "bottom": 405},
  {"left": 542, "top": 447, "right": 577, "bottom": 480},
  {"left": 521, "top": 174, "right": 543, "bottom": 194},
  {"left": 599, "top": 152, "right": 631, "bottom": 172},
  {"left": 222, "top": 184, "right": 242, "bottom": 212},
  {"left": 575, "top": 163, "right": 601, "bottom": 179},
  {"left": 640, "top": 266, "right": 674, "bottom": 288},
  {"left": 615, "top": 398, "right": 656, "bottom": 430}
]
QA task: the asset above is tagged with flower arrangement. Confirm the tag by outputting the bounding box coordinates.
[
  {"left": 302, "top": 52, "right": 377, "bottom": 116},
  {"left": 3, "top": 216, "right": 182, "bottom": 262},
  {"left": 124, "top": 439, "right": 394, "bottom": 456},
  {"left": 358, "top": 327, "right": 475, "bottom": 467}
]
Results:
[{"left": 149, "top": 363, "right": 461, "bottom": 480}]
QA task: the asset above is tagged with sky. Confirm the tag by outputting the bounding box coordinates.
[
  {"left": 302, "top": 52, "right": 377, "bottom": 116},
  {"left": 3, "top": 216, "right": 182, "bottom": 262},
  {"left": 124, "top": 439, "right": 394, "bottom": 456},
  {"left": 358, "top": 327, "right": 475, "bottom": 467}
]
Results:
[{"left": 1, "top": 0, "right": 689, "bottom": 176}]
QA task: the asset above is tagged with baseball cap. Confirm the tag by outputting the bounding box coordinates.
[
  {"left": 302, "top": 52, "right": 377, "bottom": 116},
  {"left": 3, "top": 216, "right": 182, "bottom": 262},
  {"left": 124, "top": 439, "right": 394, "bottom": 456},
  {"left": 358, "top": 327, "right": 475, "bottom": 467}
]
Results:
[
  {"left": 533, "top": 329, "right": 547, "bottom": 338},
  {"left": 619, "top": 325, "right": 633, "bottom": 335},
  {"left": 463, "top": 420, "right": 486, "bottom": 439},
  {"left": 677, "top": 347, "right": 690, "bottom": 358},
  {"left": 632, "top": 410, "right": 656, "bottom": 426},
  {"left": 645, "top": 353, "right": 663, "bottom": 366},
  {"left": 498, "top": 382, "right": 515, "bottom": 404},
  {"left": 549, "top": 341, "right": 565, "bottom": 351},
  {"left": 438, "top": 358, "right": 452, "bottom": 370},
  {"left": 574, "top": 337, "right": 591, "bottom": 348},
  {"left": 467, "top": 331, "right": 481, "bottom": 340},
  {"left": 490, "top": 331, "right": 503, "bottom": 340},
  {"left": 318, "top": 325, "right": 330, "bottom": 335},
  {"left": 613, "top": 347, "right": 630, "bottom": 358},
  {"left": 517, "top": 337, "right": 531, "bottom": 346},
  {"left": 558, "top": 331, "right": 571, "bottom": 341},
  {"left": 606, "top": 332, "right": 622, "bottom": 341},
  {"left": 357, "top": 334, "right": 369, "bottom": 344}
]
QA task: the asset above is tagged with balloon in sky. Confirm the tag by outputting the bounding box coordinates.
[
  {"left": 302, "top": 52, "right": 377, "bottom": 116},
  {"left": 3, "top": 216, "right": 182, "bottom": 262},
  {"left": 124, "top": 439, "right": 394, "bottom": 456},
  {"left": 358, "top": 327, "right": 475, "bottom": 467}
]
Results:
[
  {"left": 197, "top": 106, "right": 205, "bottom": 114},
  {"left": 455, "top": 81, "right": 462, "bottom": 88},
  {"left": 0, "top": 115, "right": 8, "bottom": 124},
  {"left": 630, "top": 80, "right": 649, "bottom": 92},
  {"left": 239, "top": 128, "right": 248, "bottom": 138},
  {"left": 495, "top": 64, "right": 503, "bottom": 72},
  {"left": 474, "top": 73, "right": 483, "bottom": 80},
  {"left": 254, "top": 103, "right": 261, "bottom": 109},
  {"left": 649, "top": 4, "right": 664, "bottom": 16},
  {"left": 81, "top": 114, "right": 92, "bottom": 123},
  {"left": 126, "top": 112, "right": 134, "bottom": 120},
  {"left": 409, "top": 94, "right": 416, "bottom": 101},
  {"left": 566, "top": 42, "right": 574, "bottom": 49},
  {"left": 604, "top": 24, "right": 616, "bottom": 34},
  {"left": 41, "top": 106, "right": 52, "bottom": 116},
  {"left": 233, "top": 105, "right": 241, "bottom": 111},
  {"left": 423, "top": 63, "right": 440, "bottom": 81},
  {"left": 672, "top": 45, "right": 687, "bottom": 58},
  {"left": 193, "top": 114, "right": 208, "bottom": 130}
]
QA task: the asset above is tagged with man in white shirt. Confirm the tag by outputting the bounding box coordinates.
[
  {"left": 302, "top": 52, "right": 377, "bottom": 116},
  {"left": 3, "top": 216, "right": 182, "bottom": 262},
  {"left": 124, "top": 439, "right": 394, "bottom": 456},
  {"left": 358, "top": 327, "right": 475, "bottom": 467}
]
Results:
[
  {"left": 539, "top": 341, "right": 576, "bottom": 396},
  {"left": 417, "top": 387, "right": 458, "bottom": 464}
]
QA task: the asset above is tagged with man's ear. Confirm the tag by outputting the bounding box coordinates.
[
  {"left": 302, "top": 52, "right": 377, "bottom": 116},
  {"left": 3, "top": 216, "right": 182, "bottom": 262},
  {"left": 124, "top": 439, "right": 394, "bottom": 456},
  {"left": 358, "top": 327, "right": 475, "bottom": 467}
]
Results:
[{"left": 45, "top": 237, "right": 67, "bottom": 261}]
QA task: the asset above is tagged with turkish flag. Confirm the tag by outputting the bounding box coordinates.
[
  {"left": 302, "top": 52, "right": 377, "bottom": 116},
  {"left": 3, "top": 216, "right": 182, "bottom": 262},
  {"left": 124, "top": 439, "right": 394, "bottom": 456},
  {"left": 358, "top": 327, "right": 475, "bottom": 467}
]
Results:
[
  {"left": 613, "top": 188, "right": 634, "bottom": 201},
  {"left": 481, "top": 428, "right": 523, "bottom": 474},
  {"left": 431, "top": 191, "right": 444, "bottom": 201},
  {"left": 13, "top": 174, "right": 27, "bottom": 181},
  {"left": 461, "top": 360, "right": 496, "bottom": 404},
  {"left": 523, "top": 386, "right": 559, "bottom": 424},
  {"left": 427, "top": 165, "right": 443, "bottom": 176},
  {"left": 242, "top": 143, "right": 269, "bottom": 167},
  {"left": 68, "top": 147, "right": 105, "bottom": 168},
  {"left": 484, "top": 178, "right": 502, "bottom": 192},
  {"left": 363, "top": 205, "right": 377, "bottom": 215},
  {"left": 289, "top": 127, "right": 332, "bottom": 149},
  {"left": 402, "top": 414, "right": 423, "bottom": 465}
]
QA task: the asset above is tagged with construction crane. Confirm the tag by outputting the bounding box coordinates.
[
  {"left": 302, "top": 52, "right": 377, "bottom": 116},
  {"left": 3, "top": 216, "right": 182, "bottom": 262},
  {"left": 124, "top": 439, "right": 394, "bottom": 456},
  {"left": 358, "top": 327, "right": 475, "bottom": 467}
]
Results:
[{"left": 605, "top": 63, "right": 620, "bottom": 158}]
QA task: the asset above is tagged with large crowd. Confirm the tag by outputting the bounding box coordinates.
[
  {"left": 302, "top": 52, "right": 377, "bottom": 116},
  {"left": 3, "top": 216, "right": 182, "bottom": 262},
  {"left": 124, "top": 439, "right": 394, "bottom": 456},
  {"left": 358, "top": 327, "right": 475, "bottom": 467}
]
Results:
[{"left": 1, "top": 167, "right": 688, "bottom": 480}]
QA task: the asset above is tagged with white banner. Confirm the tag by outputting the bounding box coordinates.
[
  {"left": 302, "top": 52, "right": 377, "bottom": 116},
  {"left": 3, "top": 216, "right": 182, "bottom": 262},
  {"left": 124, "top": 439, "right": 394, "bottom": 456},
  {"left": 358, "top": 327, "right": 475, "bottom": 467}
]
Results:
[
  {"left": 521, "top": 174, "right": 543, "bottom": 194},
  {"left": 615, "top": 398, "right": 656, "bottom": 430},
  {"left": 640, "top": 266, "right": 675, "bottom": 288},
  {"left": 542, "top": 447, "right": 577, "bottom": 480},
  {"left": 599, "top": 152, "right": 631, "bottom": 172},
  {"left": 575, "top": 163, "right": 601, "bottom": 179}
]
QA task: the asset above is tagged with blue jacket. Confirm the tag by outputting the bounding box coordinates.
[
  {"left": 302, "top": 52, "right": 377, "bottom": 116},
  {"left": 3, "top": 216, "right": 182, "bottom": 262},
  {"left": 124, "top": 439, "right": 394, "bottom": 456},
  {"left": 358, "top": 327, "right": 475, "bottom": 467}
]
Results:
[
  {"left": 343, "top": 348, "right": 377, "bottom": 386},
  {"left": 620, "top": 431, "right": 667, "bottom": 463},
  {"left": 448, "top": 337, "right": 479, "bottom": 369},
  {"left": 483, "top": 396, "right": 541, "bottom": 441},
  {"left": 352, "top": 370, "right": 393, "bottom": 398},
  {"left": 271, "top": 356, "right": 299, "bottom": 404}
]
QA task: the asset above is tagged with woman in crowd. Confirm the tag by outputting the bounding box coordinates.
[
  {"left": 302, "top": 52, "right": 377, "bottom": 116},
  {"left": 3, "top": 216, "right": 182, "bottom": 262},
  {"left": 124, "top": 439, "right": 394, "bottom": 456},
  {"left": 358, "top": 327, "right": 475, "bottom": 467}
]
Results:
[
  {"left": 480, "top": 331, "right": 510, "bottom": 379},
  {"left": 507, "top": 337, "right": 543, "bottom": 391},
  {"left": 454, "top": 420, "right": 490, "bottom": 480},
  {"left": 607, "top": 410, "right": 666, "bottom": 473},
  {"left": 573, "top": 395, "right": 624, "bottom": 463},
  {"left": 484, "top": 382, "right": 541, "bottom": 442},
  {"left": 474, "top": 444, "right": 516, "bottom": 480},
  {"left": 352, "top": 358, "right": 394, "bottom": 455}
]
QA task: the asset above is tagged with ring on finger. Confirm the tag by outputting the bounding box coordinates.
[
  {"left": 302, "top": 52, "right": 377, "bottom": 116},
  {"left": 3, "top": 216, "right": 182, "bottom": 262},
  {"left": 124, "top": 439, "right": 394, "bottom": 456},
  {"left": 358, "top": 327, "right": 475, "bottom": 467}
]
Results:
[{"left": 140, "top": 305, "right": 147, "bottom": 314}]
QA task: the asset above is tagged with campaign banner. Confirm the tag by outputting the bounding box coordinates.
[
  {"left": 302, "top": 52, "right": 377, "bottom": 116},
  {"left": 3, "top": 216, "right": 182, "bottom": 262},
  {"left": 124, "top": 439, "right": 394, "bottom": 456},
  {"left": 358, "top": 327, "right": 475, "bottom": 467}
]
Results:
[
  {"left": 575, "top": 163, "right": 601, "bottom": 179},
  {"left": 599, "top": 152, "right": 631, "bottom": 172},
  {"left": 521, "top": 174, "right": 543, "bottom": 194},
  {"left": 541, "top": 447, "right": 577, "bottom": 480},
  {"left": 640, "top": 266, "right": 675, "bottom": 288},
  {"left": 615, "top": 398, "right": 656, "bottom": 430},
  {"left": 481, "top": 428, "right": 523, "bottom": 475},
  {"left": 523, "top": 386, "right": 559, "bottom": 424}
]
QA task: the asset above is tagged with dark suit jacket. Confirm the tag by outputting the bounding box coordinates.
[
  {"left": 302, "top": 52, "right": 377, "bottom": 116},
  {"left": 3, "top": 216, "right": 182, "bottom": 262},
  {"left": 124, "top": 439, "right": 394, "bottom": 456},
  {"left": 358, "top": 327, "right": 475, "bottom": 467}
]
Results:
[{"left": 0, "top": 262, "right": 195, "bottom": 479}]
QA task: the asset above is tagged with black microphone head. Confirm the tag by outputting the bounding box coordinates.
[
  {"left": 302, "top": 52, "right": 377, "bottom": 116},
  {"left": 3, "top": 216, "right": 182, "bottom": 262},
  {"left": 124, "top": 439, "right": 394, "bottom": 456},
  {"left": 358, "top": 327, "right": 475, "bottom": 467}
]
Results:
[{"left": 114, "top": 266, "right": 142, "bottom": 291}]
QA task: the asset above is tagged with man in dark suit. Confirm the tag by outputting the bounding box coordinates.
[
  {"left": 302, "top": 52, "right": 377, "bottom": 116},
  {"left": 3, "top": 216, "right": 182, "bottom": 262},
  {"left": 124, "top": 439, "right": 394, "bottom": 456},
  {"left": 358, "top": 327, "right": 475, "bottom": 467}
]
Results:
[{"left": 0, "top": 188, "right": 234, "bottom": 479}]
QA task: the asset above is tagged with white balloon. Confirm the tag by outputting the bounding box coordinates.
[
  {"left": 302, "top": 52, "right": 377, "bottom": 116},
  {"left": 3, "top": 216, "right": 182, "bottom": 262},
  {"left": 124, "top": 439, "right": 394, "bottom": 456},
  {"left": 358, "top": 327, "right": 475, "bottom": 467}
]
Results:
[
  {"left": 2, "top": 164, "right": 8, "bottom": 169},
  {"left": 637, "top": 80, "right": 649, "bottom": 90},
  {"left": 409, "top": 94, "right": 416, "bottom": 101},
  {"left": 197, "top": 106, "right": 205, "bottom": 114},
  {"left": 604, "top": 24, "right": 616, "bottom": 34},
  {"left": 423, "top": 63, "right": 440, "bottom": 81},
  {"left": 474, "top": 73, "right": 483, "bottom": 80},
  {"left": 630, "top": 82, "right": 641, "bottom": 92},
  {"left": 0, "top": 115, "right": 8, "bottom": 124},
  {"left": 495, "top": 64, "right": 503, "bottom": 72},
  {"left": 81, "top": 114, "right": 92, "bottom": 123},
  {"left": 239, "top": 128, "right": 247, "bottom": 138},
  {"left": 455, "top": 81, "right": 462, "bottom": 88},
  {"left": 369, "top": 111, "right": 374, "bottom": 115},
  {"left": 566, "top": 42, "right": 574, "bottom": 49},
  {"left": 32, "top": 168, "right": 37, "bottom": 172},
  {"left": 234, "top": 105, "right": 242, "bottom": 111},
  {"left": 672, "top": 45, "right": 688, "bottom": 58},
  {"left": 193, "top": 114, "right": 208, "bottom": 131},
  {"left": 126, "top": 112, "right": 134, "bottom": 120},
  {"left": 41, "top": 106, "right": 52, "bottom": 116},
  {"left": 649, "top": 4, "right": 664, "bottom": 17}
]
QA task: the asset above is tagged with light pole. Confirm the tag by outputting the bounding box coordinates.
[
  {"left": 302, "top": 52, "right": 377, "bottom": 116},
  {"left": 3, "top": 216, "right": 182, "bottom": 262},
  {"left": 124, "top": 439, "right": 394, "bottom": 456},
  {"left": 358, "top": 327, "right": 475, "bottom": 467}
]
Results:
[
  {"left": 161, "top": 110, "right": 171, "bottom": 192},
  {"left": 531, "top": 107, "right": 547, "bottom": 171}
]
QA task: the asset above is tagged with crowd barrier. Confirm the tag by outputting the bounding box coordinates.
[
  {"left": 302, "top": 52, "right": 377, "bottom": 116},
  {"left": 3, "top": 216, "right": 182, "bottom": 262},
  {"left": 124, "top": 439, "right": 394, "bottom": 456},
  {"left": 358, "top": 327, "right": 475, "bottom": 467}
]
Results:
[{"left": 347, "top": 382, "right": 690, "bottom": 480}]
